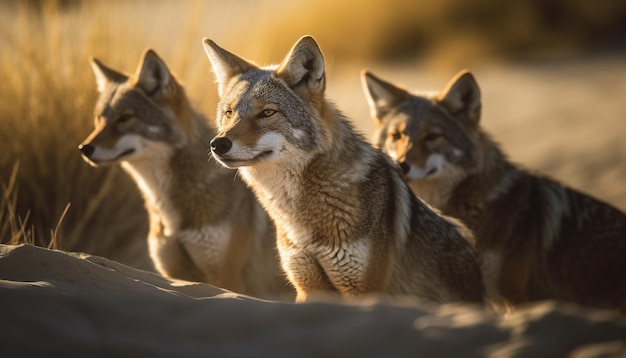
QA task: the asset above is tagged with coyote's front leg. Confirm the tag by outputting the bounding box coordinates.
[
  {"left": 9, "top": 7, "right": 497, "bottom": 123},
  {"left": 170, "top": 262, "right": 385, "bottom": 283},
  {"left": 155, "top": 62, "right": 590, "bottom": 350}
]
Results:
[
  {"left": 317, "top": 240, "right": 390, "bottom": 298},
  {"left": 278, "top": 236, "right": 337, "bottom": 302}
]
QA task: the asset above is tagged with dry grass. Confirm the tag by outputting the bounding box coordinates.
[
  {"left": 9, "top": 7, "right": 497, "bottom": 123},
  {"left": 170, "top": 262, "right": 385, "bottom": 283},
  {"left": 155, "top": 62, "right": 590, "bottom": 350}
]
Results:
[
  {"left": 0, "top": 1, "right": 155, "bottom": 267},
  {"left": 1, "top": 0, "right": 624, "bottom": 269}
]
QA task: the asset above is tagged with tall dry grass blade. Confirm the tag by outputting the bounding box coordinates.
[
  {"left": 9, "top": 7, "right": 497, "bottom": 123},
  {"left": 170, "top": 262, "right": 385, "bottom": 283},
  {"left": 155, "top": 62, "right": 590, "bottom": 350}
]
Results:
[
  {"left": 49, "top": 202, "right": 71, "bottom": 250},
  {"left": 62, "top": 169, "right": 119, "bottom": 246},
  {"left": 0, "top": 161, "right": 26, "bottom": 245},
  {"left": 14, "top": 211, "right": 33, "bottom": 245}
]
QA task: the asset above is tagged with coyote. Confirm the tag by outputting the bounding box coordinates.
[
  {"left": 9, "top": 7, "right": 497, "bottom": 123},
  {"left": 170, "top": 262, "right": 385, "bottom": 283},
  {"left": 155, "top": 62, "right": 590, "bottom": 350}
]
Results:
[
  {"left": 362, "top": 69, "right": 626, "bottom": 312},
  {"left": 78, "top": 49, "right": 291, "bottom": 299},
  {"left": 202, "top": 36, "right": 484, "bottom": 304}
]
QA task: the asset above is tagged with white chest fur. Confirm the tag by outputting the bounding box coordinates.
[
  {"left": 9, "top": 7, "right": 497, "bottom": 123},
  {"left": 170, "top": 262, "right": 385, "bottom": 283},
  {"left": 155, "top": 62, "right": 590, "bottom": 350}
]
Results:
[{"left": 122, "top": 146, "right": 179, "bottom": 236}]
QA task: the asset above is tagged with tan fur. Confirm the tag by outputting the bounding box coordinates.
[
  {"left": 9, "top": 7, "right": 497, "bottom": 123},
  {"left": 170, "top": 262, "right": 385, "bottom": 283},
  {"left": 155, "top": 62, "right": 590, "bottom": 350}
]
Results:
[
  {"left": 362, "top": 69, "right": 626, "bottom": 312},
  {"left": 79, "top": 50, "right": 292, "bottom": 299},
  {"left": 203, "top": 36, "right": 485, "bottom": 305}
]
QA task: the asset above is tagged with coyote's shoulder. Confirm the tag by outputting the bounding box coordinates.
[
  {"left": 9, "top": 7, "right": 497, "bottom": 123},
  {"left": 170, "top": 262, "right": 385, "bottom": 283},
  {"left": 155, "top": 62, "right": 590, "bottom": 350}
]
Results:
[
  {"left": 79, "top": 50, "right": 291, "bottom": 299},
  {"left": 362, "top": 69, "right": 626, "bottom": 312},
  {"left": 203, "top": 36, "right": 485, "bottom": 304}
]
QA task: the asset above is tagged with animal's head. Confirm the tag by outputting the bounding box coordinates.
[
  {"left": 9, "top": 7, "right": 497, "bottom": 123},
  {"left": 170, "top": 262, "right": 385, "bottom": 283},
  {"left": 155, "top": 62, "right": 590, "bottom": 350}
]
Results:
[
  {"left": 79, "top": 49, "right": 186, "bottom": 167},
  {"left": 202, "top": 36, "right": 326, "bottom": 169},
  {"left": 361, "top": 69, "right": 482, "bottom": 182}
]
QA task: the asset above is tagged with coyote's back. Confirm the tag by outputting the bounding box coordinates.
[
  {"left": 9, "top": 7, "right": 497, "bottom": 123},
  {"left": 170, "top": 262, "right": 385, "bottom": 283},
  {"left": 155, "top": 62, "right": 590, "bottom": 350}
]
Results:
[
  {"left": 203, "top": 36, "right": 485, "bottom": 304},
  {"left": 78, "top": 50, "right": 291, "bottom": 299},
  {"left": 362, "top": 69, "right": 626, "bottom": 312}
]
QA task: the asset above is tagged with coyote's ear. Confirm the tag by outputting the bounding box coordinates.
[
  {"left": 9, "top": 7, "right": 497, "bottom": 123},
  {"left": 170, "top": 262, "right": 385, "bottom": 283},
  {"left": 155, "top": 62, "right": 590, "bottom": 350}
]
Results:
[
  {"left": 437, "top": 70, "right": 481, "bottom": 126},
  {"left": 90, "top": 58, "right": 128, "bottom": 93},
  {"left": 202, "top": 38, "right": 257, "bottom": 97},
  {"left": 361, "top": 70, "right": 409, "bottom": 124},
  {"left": 133, "top": 49, "right": 172, "bottom": 96},
  {"left": 277, "top": 36, "right": 325, "bottom": 96}
]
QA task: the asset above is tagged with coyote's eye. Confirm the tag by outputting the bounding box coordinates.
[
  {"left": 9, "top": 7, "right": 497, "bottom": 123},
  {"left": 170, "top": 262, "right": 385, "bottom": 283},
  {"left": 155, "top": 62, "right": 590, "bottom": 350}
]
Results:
[
  {"left": 259, "top": 109, "right": 277, "bottom": 118},
  {"left": 424, "top": 133, "right": 442, "bottom": 142},
  {"left": 117, "top": 115, "right": 132, "bottom": 124},
  {"left": 391, "top": 131, "right": 402, "bottom": 141},
  {"left": 224, "top": 109, "right": 233, "bottom": 118}
]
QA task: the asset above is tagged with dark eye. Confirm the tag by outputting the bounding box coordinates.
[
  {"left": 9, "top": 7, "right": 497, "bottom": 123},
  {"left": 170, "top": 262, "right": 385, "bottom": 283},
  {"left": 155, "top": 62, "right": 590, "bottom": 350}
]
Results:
[
  {"left": 259, "top": 109, "right": 277, "bottom": 118},
  {"left": 117, "top": 115, "right": 132, "bottom": 124},
  {"left": 391, "top": 131, "right": 402, "bottom": 141},
  {"left": 224, "top": 109, "right": 233, "bottom": 118},
  {"left": 424, "top": 133, "right": 442, "bottom": 142}
]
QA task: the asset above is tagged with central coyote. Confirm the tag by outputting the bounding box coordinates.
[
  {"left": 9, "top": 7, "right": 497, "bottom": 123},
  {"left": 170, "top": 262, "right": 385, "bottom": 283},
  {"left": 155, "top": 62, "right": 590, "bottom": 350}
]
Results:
[
  {"left": 362, "top": 69, "right": 626, "bottom": 312},
  {"left": 78, "top": 49, "right": 291, "bottom": 299},
  {"left": 202, "top": 36, "right": 484, "bottom": 304}
]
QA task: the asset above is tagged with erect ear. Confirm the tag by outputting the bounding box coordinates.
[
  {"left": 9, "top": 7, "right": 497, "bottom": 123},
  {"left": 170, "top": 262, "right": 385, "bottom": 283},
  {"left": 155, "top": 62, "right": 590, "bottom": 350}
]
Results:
[
  {"left": 276, "top": 36, "right": 325, "bottom": 95},
  {"left": 361, "top": 70, "right": 410, "bottom": 124},
  {"left": 133, "top": 49, "right": 172, "bottom": 96},
  {"left": 90, "top": 57, "right": 128, "bottom": 93},
  {"left": 437, "top": 70, "right": 481, "bottom": 126},
  {"left": 202, "top": 38, "right": 257, "bottom": 97}
]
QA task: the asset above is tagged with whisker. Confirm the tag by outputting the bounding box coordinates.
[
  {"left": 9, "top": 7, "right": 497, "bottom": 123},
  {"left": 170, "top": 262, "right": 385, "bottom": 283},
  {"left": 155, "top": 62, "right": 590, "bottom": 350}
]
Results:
[{"left": 206, "top": 148, "right": 216, "bottom": 163}]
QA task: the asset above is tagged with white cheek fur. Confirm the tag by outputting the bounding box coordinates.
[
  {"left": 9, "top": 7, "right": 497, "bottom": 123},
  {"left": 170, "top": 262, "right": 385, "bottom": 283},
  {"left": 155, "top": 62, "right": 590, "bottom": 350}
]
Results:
[
  {"left": 405, "top": 153, "right": 444, "bottom": 180},
  {"left": 91, "top": 135, "right": 143, "bottom": 162}
]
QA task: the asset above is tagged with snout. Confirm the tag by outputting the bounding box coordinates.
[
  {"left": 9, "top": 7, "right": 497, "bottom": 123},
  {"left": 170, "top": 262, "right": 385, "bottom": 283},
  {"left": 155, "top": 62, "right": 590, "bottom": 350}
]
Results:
[
  {"left": 398, "top": 161, "right": 411, "bottom": 175},
  {"left": 78, "top": 143, "right": 95, "bottom": 158},
  {"left": 210, "top": 136, "right": 232, "bottom": 156}
]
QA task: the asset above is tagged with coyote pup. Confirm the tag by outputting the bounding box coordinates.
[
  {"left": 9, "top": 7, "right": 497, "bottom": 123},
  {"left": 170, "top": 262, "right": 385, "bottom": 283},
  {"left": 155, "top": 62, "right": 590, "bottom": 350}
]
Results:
[
  {"left": 362, "top": 69, "right": 626, "bottom": 312},
  {"left": 202, "top": 36, "right": 484, "bottom": 304},
  {"left": 79, "top": 49, "right": 290, "bottom": 299}
]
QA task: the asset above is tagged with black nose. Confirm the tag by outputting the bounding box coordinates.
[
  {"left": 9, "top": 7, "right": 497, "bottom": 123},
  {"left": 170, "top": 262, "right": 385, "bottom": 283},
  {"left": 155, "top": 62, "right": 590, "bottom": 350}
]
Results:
[
  {"left": 211, "top": 137, "right": 232, "bottom": 156},
  {"left": 78, "top": 144, "right": 94, "bottom": 157},
  {"left": 399, "top": 161, "right": 410, "bottom": 175}
]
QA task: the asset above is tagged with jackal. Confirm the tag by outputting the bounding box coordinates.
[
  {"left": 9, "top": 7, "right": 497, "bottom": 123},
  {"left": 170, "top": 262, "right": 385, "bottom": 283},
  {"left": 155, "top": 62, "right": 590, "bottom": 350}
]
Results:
[
  {"left": 202, "top": 36, "right": 484, "bottom": 304},
  {"left": 79, "top": 49, "right": 291, "bottom": 299},
  {"left": 362, "top": 69, "right": 626, "bottom": 312}
]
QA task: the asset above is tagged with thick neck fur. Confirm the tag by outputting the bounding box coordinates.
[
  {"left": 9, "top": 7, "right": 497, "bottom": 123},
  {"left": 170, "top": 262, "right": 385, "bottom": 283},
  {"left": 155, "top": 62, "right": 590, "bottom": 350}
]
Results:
[
  {"left": 407, "top": 167, "right": 466, "bottom": 210},
  {"left": 455, "top": 132, "right": 520, "bottom": 206},
  {"left": 122, "top": 105, "right": 228, "bottom": 237},
  {"left": 413, "top": 130, "right": 519, "bottom": 213},
  {"left": 240, "top": 102, "right": 372, "bottom": 237}
]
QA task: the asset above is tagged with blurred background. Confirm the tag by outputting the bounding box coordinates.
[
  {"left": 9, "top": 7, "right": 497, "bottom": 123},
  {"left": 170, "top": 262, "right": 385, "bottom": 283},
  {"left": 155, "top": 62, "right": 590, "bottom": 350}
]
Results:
[{"left": 1, "top": 0, "right": 625, "bottom": 271}]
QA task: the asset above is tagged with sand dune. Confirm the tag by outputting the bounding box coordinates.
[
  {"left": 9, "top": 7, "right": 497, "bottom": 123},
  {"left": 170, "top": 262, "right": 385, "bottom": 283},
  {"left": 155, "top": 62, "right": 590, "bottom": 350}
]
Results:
[{"left": 1, "top": 244, "right": 625, "bottom": 357}]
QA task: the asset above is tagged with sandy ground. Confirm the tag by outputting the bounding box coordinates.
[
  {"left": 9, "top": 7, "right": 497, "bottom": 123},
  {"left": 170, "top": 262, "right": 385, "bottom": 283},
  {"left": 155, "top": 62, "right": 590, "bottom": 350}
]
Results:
[{"left": 1, "top": 243, "right": 625, "bottom": 357}]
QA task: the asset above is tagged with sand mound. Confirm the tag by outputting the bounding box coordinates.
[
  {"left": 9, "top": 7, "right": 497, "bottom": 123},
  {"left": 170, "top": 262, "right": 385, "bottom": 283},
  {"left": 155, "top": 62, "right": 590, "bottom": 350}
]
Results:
[{"left": 1, "top": 244, "right": 625, "bottom": 357}]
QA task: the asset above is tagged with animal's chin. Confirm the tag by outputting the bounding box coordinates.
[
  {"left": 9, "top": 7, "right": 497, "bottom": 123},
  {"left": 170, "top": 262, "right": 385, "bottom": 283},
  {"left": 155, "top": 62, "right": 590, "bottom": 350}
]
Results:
[
  {"left": 82, "top": 148, "right": 137, "bottom": 167},
  {"left": 81, "top": 155, "right": 103, "bottom": 168},
  {"left": 213, "top": 150, "right": 274, "bottom": 169},
  {"left": 425, "top": 167, "right": 438, "bottom": 177},
  {"left": 114, "top": 148, "right": 137, "bottom": 161},
  {"left": 405, "top": 166, "right": 440, "bottom": 181}
]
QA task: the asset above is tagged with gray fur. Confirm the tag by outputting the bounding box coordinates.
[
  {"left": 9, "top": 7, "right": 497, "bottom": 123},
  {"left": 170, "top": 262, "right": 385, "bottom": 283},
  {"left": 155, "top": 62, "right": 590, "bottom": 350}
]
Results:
[
  {"left": 80, "top": 50, "right": 292, "bottom": 300},
  {"left": 363, "top": 69, "right": 626, "bottom": 313},
  {"left": 204, "top": 36, "right": 485, "bottom": 305}
]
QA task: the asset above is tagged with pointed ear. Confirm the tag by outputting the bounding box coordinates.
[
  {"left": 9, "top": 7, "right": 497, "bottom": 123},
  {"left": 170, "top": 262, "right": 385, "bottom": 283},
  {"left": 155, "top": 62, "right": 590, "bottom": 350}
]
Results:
[
  {"left": 133, "top": 49, "right": 172, "bottom": 96},
  {"left": 90, "top": 58, "right": 128, "bottom": 93},
  {"left": 437, "top": 70, "right": 481, "bottom": 126},
  {"left": 276, "top": 36, "right": 325, "bottom": 95},
  {"left": 361, "top": 70, "right": 409, "bottom": 124},
  {"left": 202, "top": 38, "right": 257, "bottom": 97}
]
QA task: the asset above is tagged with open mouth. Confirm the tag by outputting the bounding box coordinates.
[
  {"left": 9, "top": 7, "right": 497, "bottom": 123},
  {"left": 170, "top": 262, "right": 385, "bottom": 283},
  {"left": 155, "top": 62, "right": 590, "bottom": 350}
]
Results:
[
  {"left": 425, "top": 167, "right": 438, "bottom": 177},
  {"left": 252, "top": 150, "right": 273, "bottom": 161},
  {"left": 113, "top": 148, "right": 136, "bottom": 161},
  {"left": 82, "top": 148, "right": 136, "bottom": 166}
]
